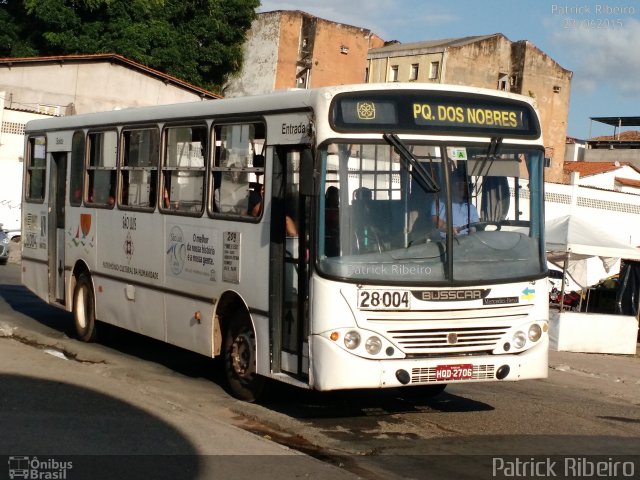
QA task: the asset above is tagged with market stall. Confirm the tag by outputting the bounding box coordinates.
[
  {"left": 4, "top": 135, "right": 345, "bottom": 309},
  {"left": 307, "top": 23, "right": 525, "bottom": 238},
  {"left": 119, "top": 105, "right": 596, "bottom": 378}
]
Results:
[{"left": 545, "top": 215, "right": 640, "bottom": 354}]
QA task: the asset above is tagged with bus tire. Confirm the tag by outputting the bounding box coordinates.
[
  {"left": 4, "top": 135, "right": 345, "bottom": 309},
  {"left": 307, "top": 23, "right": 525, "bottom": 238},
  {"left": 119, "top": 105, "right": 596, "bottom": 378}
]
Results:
[
  {"left": 73, "top": 273, "right": 97, "bottom": 342},
  {"left": 223, "top": 312, "right": 264, "bottom": 402}
]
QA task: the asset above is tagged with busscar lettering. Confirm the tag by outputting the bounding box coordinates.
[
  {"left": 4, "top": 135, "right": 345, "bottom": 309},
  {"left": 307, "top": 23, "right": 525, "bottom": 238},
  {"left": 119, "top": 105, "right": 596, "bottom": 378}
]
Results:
[{"left": 413, "top": 289, "right": 490, "bottom": 301}]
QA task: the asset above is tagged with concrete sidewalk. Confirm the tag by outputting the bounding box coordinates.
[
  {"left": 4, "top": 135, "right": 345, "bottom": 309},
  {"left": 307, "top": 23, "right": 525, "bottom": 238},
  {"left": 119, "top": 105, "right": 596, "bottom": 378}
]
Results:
[{"left": 548, "top": 346, "right": 640, "bottom": 404}]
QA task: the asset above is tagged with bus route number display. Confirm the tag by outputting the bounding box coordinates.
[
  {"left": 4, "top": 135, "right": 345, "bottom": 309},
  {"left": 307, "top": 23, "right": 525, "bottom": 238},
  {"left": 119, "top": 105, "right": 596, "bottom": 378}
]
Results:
[{"left": 413, "top": 102, "right": 523, "bottom": 130}]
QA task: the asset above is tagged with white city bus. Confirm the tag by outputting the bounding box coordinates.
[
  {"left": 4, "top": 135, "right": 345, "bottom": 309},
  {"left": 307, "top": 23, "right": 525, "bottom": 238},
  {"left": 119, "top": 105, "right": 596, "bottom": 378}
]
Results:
[{"left": 22, "top": 83, "right": 549, "bottom": 401}]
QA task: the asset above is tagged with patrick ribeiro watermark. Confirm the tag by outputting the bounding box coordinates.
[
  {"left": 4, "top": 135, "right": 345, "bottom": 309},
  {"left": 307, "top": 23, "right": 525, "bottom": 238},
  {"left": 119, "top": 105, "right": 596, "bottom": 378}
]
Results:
[
  {"left": 492, "top": 456, "right": 636, "bottom": 478},
  {"left": 550, "top": 4, "right": 636, "bottom": 29},
  {"left": 7, "top": 456, "right": 73, "bottom": 480}
]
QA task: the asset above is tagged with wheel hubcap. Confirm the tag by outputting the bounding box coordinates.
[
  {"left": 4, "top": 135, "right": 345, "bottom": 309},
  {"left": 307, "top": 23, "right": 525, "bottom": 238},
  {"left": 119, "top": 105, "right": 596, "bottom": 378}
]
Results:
[
  {"left": 231, "top": 332, "right": 254, "bottom": 378},
  {"left": 77, "top": 286, "right": 87, "bottom": 329}
]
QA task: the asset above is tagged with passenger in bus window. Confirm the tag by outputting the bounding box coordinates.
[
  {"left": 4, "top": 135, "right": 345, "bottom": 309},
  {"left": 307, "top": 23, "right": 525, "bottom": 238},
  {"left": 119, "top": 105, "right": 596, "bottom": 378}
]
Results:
[
  {"left": 432, "top": 179, "right": 479, "bottom": 236},
  {"left": 163, "top": 185, "right": 171, "bottom": 209},
  {"left": 248, "top": 183, "right": 264, "bottom": 217},
  {"left": 73, "top": 187, "right": 82, "bottom": 204},
  {"left": 212, "top": 171, "right": 221, "bottom": 212},
  {"left": 285, "top": 213, "right": 298, "bottom": 237}
]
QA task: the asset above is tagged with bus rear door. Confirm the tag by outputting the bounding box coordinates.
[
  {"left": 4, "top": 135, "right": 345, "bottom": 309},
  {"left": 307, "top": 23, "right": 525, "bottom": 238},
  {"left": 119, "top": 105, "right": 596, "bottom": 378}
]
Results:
[{"left": 46, "top": 133, "right": 71, "bottom": 305}]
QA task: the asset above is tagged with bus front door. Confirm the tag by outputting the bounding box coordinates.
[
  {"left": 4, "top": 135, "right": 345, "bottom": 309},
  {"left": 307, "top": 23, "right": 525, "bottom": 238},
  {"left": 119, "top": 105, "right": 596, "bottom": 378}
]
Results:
[
  {"left": 270, "top": 146, "right": 310, "bottom": 379},
  {"left": 48, "top": 152, "right": 67, "bottom": 304}
]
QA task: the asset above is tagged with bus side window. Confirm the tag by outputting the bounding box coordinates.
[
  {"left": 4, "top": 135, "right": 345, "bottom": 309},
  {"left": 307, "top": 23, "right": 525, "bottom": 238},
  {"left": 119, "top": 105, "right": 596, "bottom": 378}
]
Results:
[
  {"left": 120, "top": 128, "right": 159, "bottom": 210},
  {"left": 162, "top": 125, "right": 207, "bottom": 214},
  {"left": 86, "top": 130, "right": 117, "bottom": 207},
  {"left": 69, "top": 131, "right": 85, "bottom": 207},
  {"left": 25, "top": 136, "right": 47, "bottom": 203},
  {"left": 212, "top": 123, "right": 265, "bottom": 217}
]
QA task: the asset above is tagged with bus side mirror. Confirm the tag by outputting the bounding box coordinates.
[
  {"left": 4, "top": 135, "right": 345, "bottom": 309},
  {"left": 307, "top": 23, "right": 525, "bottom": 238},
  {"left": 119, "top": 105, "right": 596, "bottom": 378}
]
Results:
[{"left": 299, "top": 148, "right": 315, "bottom": 197}]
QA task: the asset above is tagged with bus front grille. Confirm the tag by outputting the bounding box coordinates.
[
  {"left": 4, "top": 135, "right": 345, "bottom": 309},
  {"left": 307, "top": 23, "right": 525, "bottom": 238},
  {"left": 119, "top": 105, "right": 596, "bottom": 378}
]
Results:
[
  {"left": 411, "top": 365, "right": 496, "bottom": 383},
  {"left": 386, "top": 326, "right": 509, "bottom": 354}
]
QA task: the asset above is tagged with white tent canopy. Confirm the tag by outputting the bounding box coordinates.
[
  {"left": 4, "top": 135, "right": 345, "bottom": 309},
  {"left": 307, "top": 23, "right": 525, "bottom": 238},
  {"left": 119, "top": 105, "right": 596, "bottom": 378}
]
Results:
[
  {"left": 546, "top": 215, "right": 640, "bottom": 260},
  {"left": 546, "top": 215, "right": 640, "bottom": 355},
  {"left": 545, "top": 215, "right": 640, "bottom": 288}
]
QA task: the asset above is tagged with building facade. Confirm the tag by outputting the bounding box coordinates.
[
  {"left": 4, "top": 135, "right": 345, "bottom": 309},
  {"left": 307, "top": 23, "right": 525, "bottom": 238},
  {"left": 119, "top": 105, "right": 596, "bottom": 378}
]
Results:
[
  {"left": 582, "top": 123, "right": 640, "bottom": 170},
  {"left": 224, "top": 10, "right": 385, "bottom": 97},
  {"left": 0, "top": 54, "right": 217, "bottom": 116},
  {"left": 367, "top": 34, "right": 573, "bottom": 183}
]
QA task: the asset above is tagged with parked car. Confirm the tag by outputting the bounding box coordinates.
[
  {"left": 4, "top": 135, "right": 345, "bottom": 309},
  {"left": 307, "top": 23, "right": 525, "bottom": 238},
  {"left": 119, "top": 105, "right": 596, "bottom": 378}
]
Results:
[
  {"left": 3, "top": 228, "right": 20, "bottom": 242},
  {"left": 0, "top": 230, "right": 9, "bottom": 265}
]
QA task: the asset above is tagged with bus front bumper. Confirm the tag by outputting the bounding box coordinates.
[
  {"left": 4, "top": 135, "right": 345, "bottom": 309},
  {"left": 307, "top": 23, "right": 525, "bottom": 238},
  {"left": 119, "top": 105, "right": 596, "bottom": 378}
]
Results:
[{"left": 309, "top": 334, "right": 548, "bottom": 391}]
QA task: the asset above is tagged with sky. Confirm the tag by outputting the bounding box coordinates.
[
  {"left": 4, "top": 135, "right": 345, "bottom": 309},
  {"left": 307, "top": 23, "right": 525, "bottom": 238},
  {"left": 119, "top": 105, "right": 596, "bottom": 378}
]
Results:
[{"left": 258, "top": 0, "right": 640, "bottom": 140}]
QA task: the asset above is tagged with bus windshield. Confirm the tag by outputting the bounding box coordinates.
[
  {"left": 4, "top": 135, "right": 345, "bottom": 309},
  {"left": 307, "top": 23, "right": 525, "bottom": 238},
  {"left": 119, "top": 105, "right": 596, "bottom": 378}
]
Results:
[{"left": 317, "top": 141, "right": 545, "bottom": 285}]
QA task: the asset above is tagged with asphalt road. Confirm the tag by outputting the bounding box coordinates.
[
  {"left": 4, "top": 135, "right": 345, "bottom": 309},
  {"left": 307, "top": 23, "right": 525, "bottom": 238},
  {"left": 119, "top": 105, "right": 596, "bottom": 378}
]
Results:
[
  {"left": 1, "top": 259, "right": 639, "bottom": 480},
  {"left": 0, "top": 262, "right": 360, "bottom": 480}
]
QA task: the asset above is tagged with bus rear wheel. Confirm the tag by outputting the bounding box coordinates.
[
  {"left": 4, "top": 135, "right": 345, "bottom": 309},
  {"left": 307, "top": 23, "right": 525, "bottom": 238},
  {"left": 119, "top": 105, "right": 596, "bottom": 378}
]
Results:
[
  {"left": 223, "top": 312, "right": 264, "bottom": 402},
  {"left": 73, "top": 273, "right": 97, "bottom": 342}
]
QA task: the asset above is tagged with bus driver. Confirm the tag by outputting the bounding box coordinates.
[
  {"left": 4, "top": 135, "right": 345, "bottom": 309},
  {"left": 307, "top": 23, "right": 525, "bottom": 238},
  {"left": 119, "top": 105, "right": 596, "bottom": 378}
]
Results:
[{"left": 432, "top": 179, "right": 479, "bottom": 236}]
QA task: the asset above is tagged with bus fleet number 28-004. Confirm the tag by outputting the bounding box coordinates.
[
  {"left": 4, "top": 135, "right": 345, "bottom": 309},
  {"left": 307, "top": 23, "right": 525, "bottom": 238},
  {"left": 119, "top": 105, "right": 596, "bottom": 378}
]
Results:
[{"left": 358, "top": 290, "right": 410, "bottom": 310}]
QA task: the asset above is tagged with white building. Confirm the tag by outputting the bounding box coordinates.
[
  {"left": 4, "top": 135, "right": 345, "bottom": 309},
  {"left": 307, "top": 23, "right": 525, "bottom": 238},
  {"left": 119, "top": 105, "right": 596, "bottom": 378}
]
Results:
[
  {"left": 0, "top": 54, "right": 218, "bottom": 235},
  {"left": 0, "top": 96, "right": 45, "bottom": 235}
]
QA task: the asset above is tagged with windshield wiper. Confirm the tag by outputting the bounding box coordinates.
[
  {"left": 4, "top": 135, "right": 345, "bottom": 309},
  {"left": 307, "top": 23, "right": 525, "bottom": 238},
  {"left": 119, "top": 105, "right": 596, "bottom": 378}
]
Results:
[
  {"left": 470, "top": 137, "right": 503, "bottom": 178},
  {"left": 383, "top": 133, "right": 440, "bottom": 192}
]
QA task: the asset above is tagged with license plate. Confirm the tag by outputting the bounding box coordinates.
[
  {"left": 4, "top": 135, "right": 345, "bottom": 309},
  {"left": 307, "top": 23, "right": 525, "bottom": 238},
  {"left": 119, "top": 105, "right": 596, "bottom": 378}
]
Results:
[{"left": 435, "top": 364, "right": 473, "bottom": 381}]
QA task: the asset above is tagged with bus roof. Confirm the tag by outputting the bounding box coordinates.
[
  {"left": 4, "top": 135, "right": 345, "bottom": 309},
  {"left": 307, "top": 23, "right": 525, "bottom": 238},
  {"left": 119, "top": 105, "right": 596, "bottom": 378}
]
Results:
[{"left": 25, "top": 82, "right": 539, "bottom": 133}]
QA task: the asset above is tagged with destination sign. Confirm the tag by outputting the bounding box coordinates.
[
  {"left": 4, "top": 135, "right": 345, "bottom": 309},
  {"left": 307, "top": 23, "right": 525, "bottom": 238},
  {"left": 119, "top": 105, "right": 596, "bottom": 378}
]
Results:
[
  {"left": 412, "top": 103, "right": 522, "bottom": 129},
  {"left": 331, "top": 91, "right": 540, "bottom": 138}
]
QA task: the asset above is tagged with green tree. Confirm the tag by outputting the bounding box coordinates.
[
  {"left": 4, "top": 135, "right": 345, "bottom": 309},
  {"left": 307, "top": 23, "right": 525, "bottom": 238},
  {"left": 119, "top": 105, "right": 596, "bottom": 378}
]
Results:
[{"left": 0, "top": 0, "right": 259, "bottom": 92}]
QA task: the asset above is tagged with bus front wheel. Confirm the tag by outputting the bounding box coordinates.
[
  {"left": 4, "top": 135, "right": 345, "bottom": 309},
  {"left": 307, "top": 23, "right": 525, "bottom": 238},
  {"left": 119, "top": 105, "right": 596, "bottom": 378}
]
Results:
[
  {"left": 223, "top": 312, "right": 264, "bottom": 402},
  {"left": 73, "top": 273, "right": 97, "bottom": 342}
]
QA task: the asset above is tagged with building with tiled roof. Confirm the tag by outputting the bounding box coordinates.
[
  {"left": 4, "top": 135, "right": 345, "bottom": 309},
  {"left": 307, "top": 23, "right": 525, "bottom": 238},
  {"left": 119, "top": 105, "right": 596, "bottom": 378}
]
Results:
[
  {"left": 615, "top": 176, "right": 640, "bottom": 187},
  {"left": 591, "top": 130, "right": 640, "bottom": 142},
  {"left": 564, "top": 161, "right": 628, "bottom": 177},
  {"left": 563, "top": 161, "right": 640, "bottom": 192},
  {"left": 580, "top": 118, "right": 640, "bottom": 170}
]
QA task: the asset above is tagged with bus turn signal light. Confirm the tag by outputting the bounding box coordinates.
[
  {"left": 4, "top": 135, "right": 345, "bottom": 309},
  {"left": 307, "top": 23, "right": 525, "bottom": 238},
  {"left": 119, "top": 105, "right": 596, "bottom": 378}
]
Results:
[{"left": 330, "top": 331, "right": 340, "bottom": 341}]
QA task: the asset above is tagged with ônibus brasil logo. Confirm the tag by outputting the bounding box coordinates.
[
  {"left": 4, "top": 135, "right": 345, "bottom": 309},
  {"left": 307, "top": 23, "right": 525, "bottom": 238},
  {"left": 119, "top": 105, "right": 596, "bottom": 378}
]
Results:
[{"left": 8, "top": 456, "right": 73, "bottom": 479}]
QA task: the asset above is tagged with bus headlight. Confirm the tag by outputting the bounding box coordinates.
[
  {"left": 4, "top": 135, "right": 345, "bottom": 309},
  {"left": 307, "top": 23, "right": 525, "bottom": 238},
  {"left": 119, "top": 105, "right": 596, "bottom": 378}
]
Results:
[
  {"left": 324, "top": 328, "right": 405, "bottom": 359},
  {"left": 512, "top": 331, "right": 527, "bottom": 349},
  {"left": 528, "top": 323, "right": 542, "bottom": 342},
  {"left": 365, "top": 336, "right": 382, "bottom": 355},
  {"left": 344, "top": 331, "right": 361, "bottom": 350}
]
